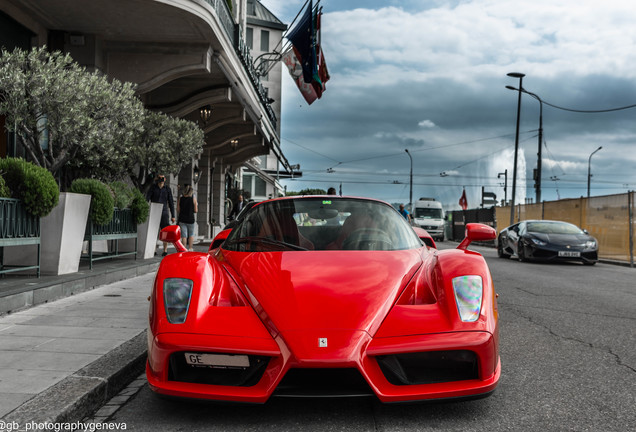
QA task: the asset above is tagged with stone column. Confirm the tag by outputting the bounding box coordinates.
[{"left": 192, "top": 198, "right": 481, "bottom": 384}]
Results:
[
  {"left": 196, "top": 151, "right": 213, "bottom": 239},
  {"left": 211, "top": 160, "right": 227, "bottom": 237}
]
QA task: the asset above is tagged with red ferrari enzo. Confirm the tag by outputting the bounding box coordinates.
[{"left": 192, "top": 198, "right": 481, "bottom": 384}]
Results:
[{"left": 146, "top": 196, "right": 500, "bottom": 403}]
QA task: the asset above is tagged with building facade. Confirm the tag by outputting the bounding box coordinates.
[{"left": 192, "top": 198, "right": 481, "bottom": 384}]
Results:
[
  {"left": 239, "top": 0, "right": 288, "bottom": 203},
  {"left": 0, "top": 0, "right": 292, "bottom": 239}
]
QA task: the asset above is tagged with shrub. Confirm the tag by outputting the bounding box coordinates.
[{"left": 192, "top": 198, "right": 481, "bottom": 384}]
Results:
[
  {"left": 0, "top": 158, "right": 59, "bottom": 216},
  {"left": 130, "top": 188, "right": 149, "bottom": 224},
  {"left": 109, "top": 181, "right": 134, "bottom": 209},
  {"left": 70, "top": 178, "right": 114, "bottom": 225},
  {"left": 0, "top": 174, "right": 10, "bottom": 198}
]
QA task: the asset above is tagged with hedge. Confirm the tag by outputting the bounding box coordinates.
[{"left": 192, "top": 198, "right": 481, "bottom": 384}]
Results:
[
  {"left": 70, "top": 178, "right": 114, "bottom": 225},
  {"left": 0, "top": 157, "right": 59, "bottom": 216}
]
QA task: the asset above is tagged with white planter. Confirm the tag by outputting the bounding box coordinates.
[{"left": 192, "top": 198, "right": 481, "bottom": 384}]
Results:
[
  {"left": 5, "top": 193, "right": 91, "bottom": 275},
  {"left": 41, "top": 192, "right": 92, "bottom": 275},
  {"left": 137, "top": 202, "right": 163, "bottom": 259}
]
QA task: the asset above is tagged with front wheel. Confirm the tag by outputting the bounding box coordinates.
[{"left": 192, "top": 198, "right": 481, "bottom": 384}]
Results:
[
  {"left": 517, "top": 244, "right": 527, "bottom": 262},
  {"left": 497, "top": 237, "right": 510, "bottom": 259}
]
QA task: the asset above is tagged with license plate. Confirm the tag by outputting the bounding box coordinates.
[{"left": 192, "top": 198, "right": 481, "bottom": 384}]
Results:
[
  {"left": 558, "top": 251, "right": 580, "bottom": 257},
  {"left": 185, "top": 353, "right": 249, "bottom": 368}
]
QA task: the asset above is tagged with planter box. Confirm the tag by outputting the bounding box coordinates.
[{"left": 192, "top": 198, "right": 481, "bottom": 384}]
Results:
[
  {"left": 42, "top": 192, "right": 91, "bottom": 275},
  {"left": 119, "top": 202, "right": 163, "bottom": 259},
  {"left": 4, "top": 192, "right": 91, "bottom": 276}
]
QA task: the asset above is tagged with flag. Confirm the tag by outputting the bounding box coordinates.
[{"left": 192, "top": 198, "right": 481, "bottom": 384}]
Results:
[
  {"left": 459, "top": 188, "right": 468, "bottom": 210},
  {"left": 285, "top": 1, "right": 330, "bottom": 104},
  {"left": 282, "top": 47, "right": 319, "bottom": 105},
  {"left": 311, "top": 7, "right": 330, "bottom": 97},
  {"left": 286, "top": 0, "right": 315, "bottom": 84}
]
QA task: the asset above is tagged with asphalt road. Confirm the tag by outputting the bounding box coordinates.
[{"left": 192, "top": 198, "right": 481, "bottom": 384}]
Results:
[{"left": 106, "top": 244, "right": 636, "bottom": 431}]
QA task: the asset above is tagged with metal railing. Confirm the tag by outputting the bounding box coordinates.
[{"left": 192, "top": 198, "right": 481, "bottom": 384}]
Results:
[
  {"left": 202, "top": 0, "right": 277, "bottom": 126},
  {"left": 0, "top": 197, "right": 41, "bottom": 276},
  {"left": 83, "top": 208, "right": 137, "bottom": 269},
  {"left": 204, "top": 0, "right": 235, "bottom": 45}
]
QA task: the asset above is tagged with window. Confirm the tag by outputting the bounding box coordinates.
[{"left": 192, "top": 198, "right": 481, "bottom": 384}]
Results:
[
  {"left": 255, "top": 176, "right": 266, "bottom": 196},
  {"left": 246, "top": 27, "right": 253, "bottom": 49},
  {"left": 260, "top": 30, "right": 269, "bottom": 52}
]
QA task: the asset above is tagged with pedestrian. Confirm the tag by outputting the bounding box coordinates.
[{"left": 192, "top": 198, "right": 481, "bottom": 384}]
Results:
[
  {"left": 177, "top": 185, "right": 198, "bottom": 251},
  {"left": 230, "top": 194, "right": 245, "bottom": 219},
  {"left": 399, "top": 204, "right": 412, "bottom": 223},
  {"left": 146, "top": 174, "right": 175, "bottom": 256}
]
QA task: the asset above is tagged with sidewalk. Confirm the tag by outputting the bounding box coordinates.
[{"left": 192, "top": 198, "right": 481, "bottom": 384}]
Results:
[{"left": 0, "top": 243, "right": 209, "bottom": 425}]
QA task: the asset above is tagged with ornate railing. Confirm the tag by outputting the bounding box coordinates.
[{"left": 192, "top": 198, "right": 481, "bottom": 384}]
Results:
[
  {"left": 204, "top": 0, "right": 235, "bottom": 45},
  {"left": 0, "top": 197, "right": 41, "bottom": 276},
  {"left": 202, "top": 0, "right": 277, "bottom": 126},
  {"left": 83, "top": 208, "right": 137, "bottom": 269}
]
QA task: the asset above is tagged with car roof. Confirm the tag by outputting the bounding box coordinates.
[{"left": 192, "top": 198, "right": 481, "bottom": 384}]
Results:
[{"left": 258, "top": 195, "right": 391, "bottom": 206}]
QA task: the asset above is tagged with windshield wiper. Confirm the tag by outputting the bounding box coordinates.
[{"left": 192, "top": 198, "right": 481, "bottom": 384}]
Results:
[{"left": 225, "top": 236, "right": 309, "bottom": 251}]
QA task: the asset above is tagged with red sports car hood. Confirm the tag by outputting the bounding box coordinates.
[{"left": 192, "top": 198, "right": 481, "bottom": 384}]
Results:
[{"left": 224, "top": 250, "right": 422, "bottom": 336}]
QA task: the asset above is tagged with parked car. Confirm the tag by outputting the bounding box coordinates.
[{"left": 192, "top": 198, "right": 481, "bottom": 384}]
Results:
[
  {"left": 412, "top": 197, "right": 445, "bottom": 242},
  {"left": 148, "top": 196, "right": 500, "bottom": 403},
  {"left": 498, "top": 220, "right": 598, "bottom": 265}
]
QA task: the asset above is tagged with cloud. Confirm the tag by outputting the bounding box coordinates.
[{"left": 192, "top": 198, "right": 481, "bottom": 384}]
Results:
[{"left": 270, "top": 0, "right": 636, "bottom": 204}]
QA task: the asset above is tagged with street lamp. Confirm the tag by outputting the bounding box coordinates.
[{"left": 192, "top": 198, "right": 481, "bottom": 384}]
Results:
[
  {"left": 587, "top": 146, "right": 603, "bottom": 198},
  {"left": 405, "top": 149, "right": 413, "bottom": 212},
  {"left": 498, "top": 170, "right": 508, "bottom": 205},
  {"left": 506, "top": 85, "right": 543, "bottom": 203},
  {"left": 507, "top": 72, "right": 525, "bottom": 225}
]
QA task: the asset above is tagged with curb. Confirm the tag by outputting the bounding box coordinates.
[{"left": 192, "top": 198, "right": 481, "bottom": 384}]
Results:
[{"left": 2, "top": 331, "right": 147, "bottom": 425}]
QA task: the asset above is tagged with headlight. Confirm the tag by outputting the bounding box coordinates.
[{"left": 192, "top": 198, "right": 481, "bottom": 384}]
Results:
[
  {"left": 452, "top": 275, "right": 483, "bottom": 322},
  {"left": 531, "top": 238, "right": 546, "bottom": 246},
  {"left": 163, "top": 278, "right": 193, "bottom": 324},
  {"left": 585, "top": 240, "right": 597, "bottom": 249}
]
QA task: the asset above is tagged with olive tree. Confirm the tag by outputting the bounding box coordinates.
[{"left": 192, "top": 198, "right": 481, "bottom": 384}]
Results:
[
  {"left": 0, "top": 47, "right": 144, "bottom": 185},
  {"left": 130, "top": 110, "right": 205, "bottom": 193}
]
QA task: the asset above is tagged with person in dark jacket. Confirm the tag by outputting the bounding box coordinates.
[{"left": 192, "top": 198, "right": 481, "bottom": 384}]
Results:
[
  {"left": 229, "top": 194, "right": 245, "bottom": 220},
  {"left": 177, "top": 185, "right": 198, "bottom": 251},
  {"left": 146, "top": 175, "right": 175, "bottom": 256}
]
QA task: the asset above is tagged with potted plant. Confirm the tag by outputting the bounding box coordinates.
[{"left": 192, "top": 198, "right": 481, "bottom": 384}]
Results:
[
  {"left": 71, "top": 179, "right": 152, "bottom": 266},
  {"left": 108, "top": 181, "right": 159, "bottom": 259},
  {"left": 0, "top": 157, "right": 73, "bottom": 276}
]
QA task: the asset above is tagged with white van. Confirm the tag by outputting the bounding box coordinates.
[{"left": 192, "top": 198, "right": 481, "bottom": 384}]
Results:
[{"left": 412, "top": 198, "right": 445, "bottom": 241}]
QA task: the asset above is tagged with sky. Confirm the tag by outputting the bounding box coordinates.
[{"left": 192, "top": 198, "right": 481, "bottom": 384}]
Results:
[{"left": 261, "top": 0, "right": 636, "bottom": 210}]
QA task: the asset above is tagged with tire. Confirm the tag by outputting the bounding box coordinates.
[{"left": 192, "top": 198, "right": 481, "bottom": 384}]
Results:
[
  {"left": 497, "top": 237, "right": 510, "bottom": 259},
  {"left": 517, "top": 244, "right": 526, "bottom": 262}
]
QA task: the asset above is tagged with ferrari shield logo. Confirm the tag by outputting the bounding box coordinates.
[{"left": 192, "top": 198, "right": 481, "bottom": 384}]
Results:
[{"left": 319, "top": 338, "right": 328, "bottom": 347}]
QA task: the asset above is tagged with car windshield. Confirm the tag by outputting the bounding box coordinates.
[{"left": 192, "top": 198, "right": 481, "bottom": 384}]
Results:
[
  {"left": 527, "top": 221, "right": 584, "bottom": 235},
  {"left": 224, "top": 197, "right": 422, "bottom": 252},
  {"left": 414, "top": 208, "right": 442, "bottom": 219}
]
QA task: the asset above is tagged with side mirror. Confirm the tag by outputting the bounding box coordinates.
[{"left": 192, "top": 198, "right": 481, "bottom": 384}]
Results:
[
  {"left": 457, "top": 223, "right": 496, "bottom": 250},
  {"left": 159, "top": 225, "right": 187, "bottom": 252},
  {"left": 210, "top": 228, "right": 232, "bottom": 251},
  {"left": 413, "top": 226, "right": 437, "bottom": 249}
]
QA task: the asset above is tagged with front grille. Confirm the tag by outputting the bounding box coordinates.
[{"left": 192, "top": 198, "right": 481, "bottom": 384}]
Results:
[
  {"left": 274, "top": 368, "right": 373, "bottom": 397},
  {"left": 376, "top": 350, "right": 478, "bottom": 385},
  {"left": 168, "top": 352, "right": 270, "bottom": 387}
]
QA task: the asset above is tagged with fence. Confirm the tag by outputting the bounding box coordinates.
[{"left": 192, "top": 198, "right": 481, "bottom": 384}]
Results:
[
  {"left": 0, "top": 197, "right": 41, "bottom": 276},
  {"left": 83, "top": 208, "right": 137, "bottom": 269},
  {"left": 494, "top": 192, "right": 634, "bottom": 265}
]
